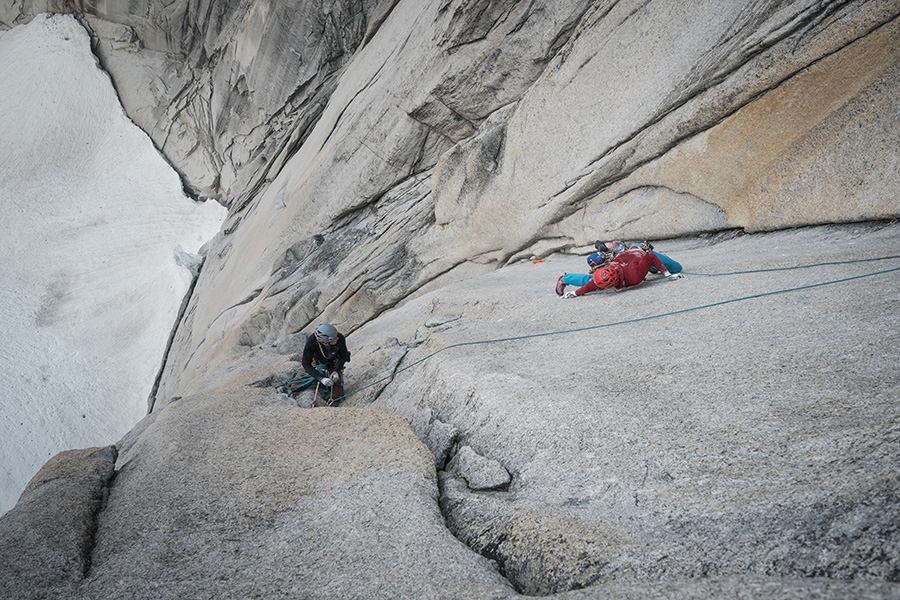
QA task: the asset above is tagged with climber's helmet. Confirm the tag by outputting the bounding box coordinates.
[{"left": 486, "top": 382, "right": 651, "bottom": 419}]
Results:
[{"left": 314, "top": 323, "right": 338, "bottom": 344}]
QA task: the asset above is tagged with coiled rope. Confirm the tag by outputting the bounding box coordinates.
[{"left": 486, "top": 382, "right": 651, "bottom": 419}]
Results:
[{"left": 339, "top": 254, "right": 900, "bottom": 400}]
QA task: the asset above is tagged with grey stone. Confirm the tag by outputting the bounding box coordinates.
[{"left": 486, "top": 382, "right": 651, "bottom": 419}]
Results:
[
  {"left": 293, "top": 388, "right": 316, "bottom": 409},
  {"left": 425, "top": 419, "right": 460, "bottom": 470},
  {"left": 133, "top": 0, "right": 900, "bottom": 404},
  {"left": 367, "top": 223, "right": 900, "bottom": 595},
  {"left": 0, "top": 446, "right": 117, "bottom": 600},
  {"left": 77, "top": 386, "right": 515, "bottom": 599},
  {"left": 272, "top": 331, "right": 308, "bottom": 355},
  {"left": 410, "top": 407, "right": 434, "bottom": 439},
  {"left": 410, "top": 410, "right": 468, "bottom": 472},
  {"left": 425, "top": 314, "right": 462, "bottom": 328},
  {"left": 448, "top": 445, "right": 511, "bottom": 491}
]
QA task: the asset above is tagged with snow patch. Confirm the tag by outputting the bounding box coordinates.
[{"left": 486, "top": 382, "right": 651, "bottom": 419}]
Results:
[{"left": 0, "top": 14, "right": 226, "bottom": 515}]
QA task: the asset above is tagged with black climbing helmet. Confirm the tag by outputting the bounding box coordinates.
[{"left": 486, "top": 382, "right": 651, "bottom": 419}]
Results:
[{"left": 314, "top": 323, "right": 338, "bottom": 343}]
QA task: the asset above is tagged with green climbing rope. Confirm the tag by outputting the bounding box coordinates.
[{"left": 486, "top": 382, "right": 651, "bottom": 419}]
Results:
[
  {"left": 340, "top": 254, "right": 900, "bottom": 400},
  {"left": 683, "top": 254, "right": 900, "bottom": 277}
]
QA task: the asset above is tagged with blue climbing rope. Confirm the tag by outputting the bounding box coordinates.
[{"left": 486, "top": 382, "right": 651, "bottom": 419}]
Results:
[{"left": 340, "top": 254, "right": 900, "bottom": 400}]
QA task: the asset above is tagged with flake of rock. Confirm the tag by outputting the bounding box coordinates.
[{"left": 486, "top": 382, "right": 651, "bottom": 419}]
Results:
[
  {"left": 425, "top": 315, "right": 462, "bottom": 327},
  {"left": 425, "top": 419, "right": 459, "bottom": 470},
  {"left": 448, "top": 445, "right": 511, "bottom": 491}
]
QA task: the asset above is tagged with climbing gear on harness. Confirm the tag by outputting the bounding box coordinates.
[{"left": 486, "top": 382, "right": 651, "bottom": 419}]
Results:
[
  {"left": 629, "top": 241, "right": 653, "bottom": 254},
  {"left": 315, "top": 375, "right": 344, "bottom": 406},
  {"left": 284, "top": 364, "right": 345, "bottom": 406},
  {"left": 284, "top": 370, "right": 316, "bottom": 394},
  {"left": 314, "top": 323, "right": 338, "bottom": 343}
]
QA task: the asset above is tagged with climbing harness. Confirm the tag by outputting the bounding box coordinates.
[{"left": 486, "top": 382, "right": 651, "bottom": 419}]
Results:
[{"left": 285, "top": 364, "right": 344, "bottom": 406}]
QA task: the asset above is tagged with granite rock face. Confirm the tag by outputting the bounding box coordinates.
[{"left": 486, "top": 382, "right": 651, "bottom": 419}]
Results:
[
  {"left": 2, "top": 0, "right": 900, "bottom": 598},
  {"left": 355, "top": 224, "right": 900, "bottom": 596},
  {"left": 0, "top": 446, "right": 117, "bottom": 600},
  {"left": 3, "top": 224, "right": 898, "bottom": 599},
  {"left": 7, "top": 5, "right": 899, "bottom": 377},
  {"left": 2, "top": 0, "right": 389, "bottom": 206},
  {"left": 137, "top": 0, "right": 899, "bottom": 402},
  {"left": 78, "top": 385, "right": 516, "bottom": 599}
]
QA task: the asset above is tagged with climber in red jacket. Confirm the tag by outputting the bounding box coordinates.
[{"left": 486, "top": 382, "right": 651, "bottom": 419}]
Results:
[{"left": 562, "top": 245, "right": 683, "bottom": 297}]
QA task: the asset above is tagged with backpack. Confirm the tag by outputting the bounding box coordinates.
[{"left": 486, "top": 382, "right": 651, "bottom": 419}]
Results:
[{"left": 587, "top": 250, "right": 612, "bottom": 270}]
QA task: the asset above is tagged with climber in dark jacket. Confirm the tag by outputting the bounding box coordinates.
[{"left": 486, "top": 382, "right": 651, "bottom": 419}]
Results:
[{"left": 301, "top": 323, "right": 351, "bottom": 388}]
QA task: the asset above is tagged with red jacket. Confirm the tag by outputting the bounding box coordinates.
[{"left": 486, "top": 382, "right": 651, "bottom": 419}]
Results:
[{"left": 575, "top": 251, "right": 666, "bottom": 296}]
